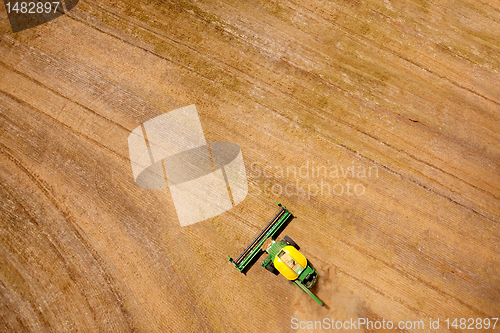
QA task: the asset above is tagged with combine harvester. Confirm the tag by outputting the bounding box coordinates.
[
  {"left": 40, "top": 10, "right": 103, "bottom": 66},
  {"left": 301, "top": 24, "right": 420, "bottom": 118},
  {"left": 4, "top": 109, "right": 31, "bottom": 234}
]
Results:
[{"left": 228, "top": 203, "right": 324, "bottom": 306}]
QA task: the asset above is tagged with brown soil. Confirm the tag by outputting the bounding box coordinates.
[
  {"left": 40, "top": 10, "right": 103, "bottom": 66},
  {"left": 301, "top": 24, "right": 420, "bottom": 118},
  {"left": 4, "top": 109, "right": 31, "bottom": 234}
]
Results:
[{"left": 1, "top": 0, "right": 499, "bottom": 332}]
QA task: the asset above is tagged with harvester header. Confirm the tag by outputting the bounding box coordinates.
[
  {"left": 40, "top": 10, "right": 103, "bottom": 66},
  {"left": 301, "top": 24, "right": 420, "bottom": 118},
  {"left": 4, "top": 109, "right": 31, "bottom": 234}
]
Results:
[{"left": 228, "top": 203, "right": 292, "bottom": 273}]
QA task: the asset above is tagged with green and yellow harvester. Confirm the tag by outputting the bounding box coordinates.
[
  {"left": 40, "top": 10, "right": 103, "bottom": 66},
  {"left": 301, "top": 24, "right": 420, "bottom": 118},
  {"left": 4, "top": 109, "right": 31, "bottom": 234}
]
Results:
[{"left": 228, "top": 203, "right": 324, "bottom": 306}]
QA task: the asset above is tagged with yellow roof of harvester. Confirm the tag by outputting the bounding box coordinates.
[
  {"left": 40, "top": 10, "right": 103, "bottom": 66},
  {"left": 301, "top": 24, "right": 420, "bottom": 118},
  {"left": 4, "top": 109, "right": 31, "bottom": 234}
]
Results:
[{"left": 273, "top": 245, "right": 307, "bottom": 280}]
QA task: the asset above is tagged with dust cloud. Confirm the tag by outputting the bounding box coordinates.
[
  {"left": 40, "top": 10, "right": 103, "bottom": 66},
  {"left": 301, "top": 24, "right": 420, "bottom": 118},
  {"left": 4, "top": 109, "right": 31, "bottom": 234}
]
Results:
[{"left": 292, "top": 266, "right": 366, "bottom": 332}]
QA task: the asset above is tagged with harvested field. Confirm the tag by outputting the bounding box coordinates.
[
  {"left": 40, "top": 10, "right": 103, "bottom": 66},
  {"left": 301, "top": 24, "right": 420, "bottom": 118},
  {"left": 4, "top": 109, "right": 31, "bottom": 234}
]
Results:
[{"left": 0, "top": 0, "right": 499, "bottom": 332}]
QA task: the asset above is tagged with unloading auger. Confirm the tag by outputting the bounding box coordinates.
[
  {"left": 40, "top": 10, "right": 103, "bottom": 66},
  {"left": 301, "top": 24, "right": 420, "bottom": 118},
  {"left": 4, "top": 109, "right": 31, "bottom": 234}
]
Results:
[{"left": 228, "top": 203, "right": 324, "bottom": 306}]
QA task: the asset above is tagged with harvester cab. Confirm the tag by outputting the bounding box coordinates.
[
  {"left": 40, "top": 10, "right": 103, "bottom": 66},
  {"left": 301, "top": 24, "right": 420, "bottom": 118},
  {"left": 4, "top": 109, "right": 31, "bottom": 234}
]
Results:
[{"left": 228, "top": 203, "right": 324, "bottom": 306}]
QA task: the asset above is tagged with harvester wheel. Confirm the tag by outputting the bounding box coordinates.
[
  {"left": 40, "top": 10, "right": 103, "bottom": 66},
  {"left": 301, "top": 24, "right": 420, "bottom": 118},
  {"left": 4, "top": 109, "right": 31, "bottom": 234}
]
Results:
[
  {"left": 265, "top": 263, "right": 279, "bottom": 275},
  {"left": 283, "top": 235, "right": 299, "bottom": 250}
]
